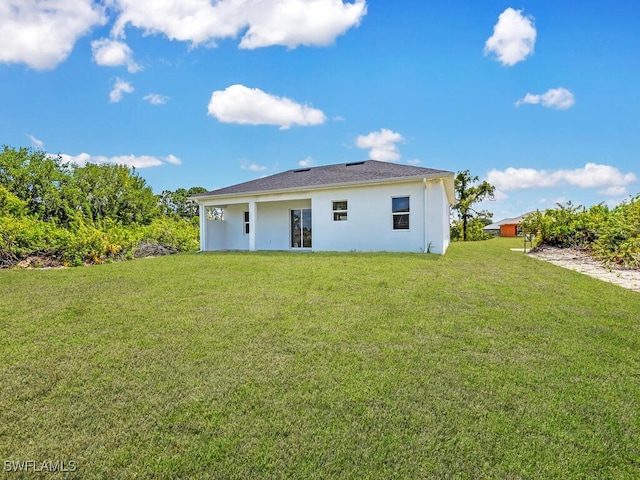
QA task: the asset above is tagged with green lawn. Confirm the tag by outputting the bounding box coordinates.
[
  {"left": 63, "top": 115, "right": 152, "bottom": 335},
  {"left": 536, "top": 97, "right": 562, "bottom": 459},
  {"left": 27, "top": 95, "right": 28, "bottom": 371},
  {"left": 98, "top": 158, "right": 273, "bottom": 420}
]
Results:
[{"left": 1, "top": 238, "right": 639, "bottom": 479}]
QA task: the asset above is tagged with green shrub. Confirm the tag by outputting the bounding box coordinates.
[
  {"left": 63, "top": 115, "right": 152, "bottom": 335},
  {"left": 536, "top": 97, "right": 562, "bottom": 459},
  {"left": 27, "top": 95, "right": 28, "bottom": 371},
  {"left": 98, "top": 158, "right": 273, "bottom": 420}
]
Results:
[
  {"left": 523, "top": 196, "right": 640, "bottom": 267},
  {"left": 591, "top": 195, "right": 640, "bottom": 266},
  {"left": 138, "top": 216, "right": 199, "bottom": 252},
  {"left": 0, "top": 186, "right": 28, "bottom": 217},
  {"left": 0, "top": 214, "right": 199, "bottom": 268},
  {"left": 451, "top": 217, "right": 492, "bottom": 241},
  {"left": 0, "top": 215, "right": 68, "bottom": 266}
]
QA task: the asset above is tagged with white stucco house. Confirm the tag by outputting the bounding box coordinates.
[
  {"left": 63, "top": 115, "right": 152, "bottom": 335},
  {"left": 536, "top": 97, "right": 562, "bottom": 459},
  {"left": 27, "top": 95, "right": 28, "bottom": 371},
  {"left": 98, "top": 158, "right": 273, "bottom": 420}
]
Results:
[{"left": 193, "top": 160, "right": 455, "bottom": 254}]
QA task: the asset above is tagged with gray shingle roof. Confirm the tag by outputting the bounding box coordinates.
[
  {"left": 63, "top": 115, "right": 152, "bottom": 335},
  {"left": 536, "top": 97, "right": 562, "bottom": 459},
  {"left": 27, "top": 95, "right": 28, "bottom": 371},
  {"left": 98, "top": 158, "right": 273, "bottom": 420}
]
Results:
[{"left": 196, "top": 160, "right": 454, "bottom": 198}]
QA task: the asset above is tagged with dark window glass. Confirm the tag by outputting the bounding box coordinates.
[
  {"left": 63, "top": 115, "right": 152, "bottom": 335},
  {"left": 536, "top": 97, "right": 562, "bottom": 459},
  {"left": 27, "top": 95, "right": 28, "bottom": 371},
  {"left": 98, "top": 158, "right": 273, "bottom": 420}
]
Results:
[
  {"left": 302, "top": 209, "right": 312, "bottom": 248},
  {"left": 291, "top": 210, "right": 301, "bottom": 247},
  {"left": 393, "top": 214, "right": 409, "bottom": 229},
  {"left": 392, "top": 196, "right": 409, "bottom": 213}
]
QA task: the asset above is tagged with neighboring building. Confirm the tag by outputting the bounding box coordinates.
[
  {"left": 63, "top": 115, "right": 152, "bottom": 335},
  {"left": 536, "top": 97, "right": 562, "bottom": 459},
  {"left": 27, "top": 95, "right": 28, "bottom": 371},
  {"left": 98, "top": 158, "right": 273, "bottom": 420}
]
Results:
[
  {"left": 193, "top": 160, "right": 455, "bottom": 254},
  {"left": 484, "top": 212, "right": 534, "bottom": 237}
]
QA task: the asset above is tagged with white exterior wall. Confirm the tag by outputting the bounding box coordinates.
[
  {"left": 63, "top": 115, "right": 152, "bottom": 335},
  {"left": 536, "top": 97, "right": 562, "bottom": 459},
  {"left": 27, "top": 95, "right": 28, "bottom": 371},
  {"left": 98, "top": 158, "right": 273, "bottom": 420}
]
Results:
[
  {"left": 199, "top": 178, "right": 451, "bottom": 254},
  {"left": 311, "top": 183, "right": 427, "bottom": 252},
  {"left": 423, "top": 179, "right": 450, "bottom": 254},
  {"left": 256, "top": 199, "right": 311, "bottom": 250},
  {"left": 206, "top": 217, "right": 226, "bottom": 250},
  {"left": 224, "top": 204, "right": 250, "bottom": 250},
  {"left": 204, "top": 203, "right": 248, "bottom": 250}
]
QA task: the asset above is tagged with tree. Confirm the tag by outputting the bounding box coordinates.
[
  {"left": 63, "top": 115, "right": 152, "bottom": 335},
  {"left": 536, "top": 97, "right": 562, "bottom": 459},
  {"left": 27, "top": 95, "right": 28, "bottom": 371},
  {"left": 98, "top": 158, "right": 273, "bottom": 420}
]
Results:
[
  {"left": 452, "top": 170, "right": 495, "bottom": 241},
  {"left": 71, "top": 163, "right": 160, "bottom": 225},
  {"left": 158, "top": 186, "right": 207, "bottom": 218},
  {"left": 0, "top": 146, "right": 74, "bottom": 223},
  {"left": 0, "top": 145, "right": 202, "bottom": 267}
]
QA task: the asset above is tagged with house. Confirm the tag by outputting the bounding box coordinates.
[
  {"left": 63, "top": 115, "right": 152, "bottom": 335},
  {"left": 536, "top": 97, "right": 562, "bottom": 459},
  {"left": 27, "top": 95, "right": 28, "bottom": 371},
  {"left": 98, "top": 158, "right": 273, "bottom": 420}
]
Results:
[
  {"left": 193, "top": 160, "right": 455, "bottom": 254},
  {"left": 484, "top": 212, "right": 534, "bottom": 237}
]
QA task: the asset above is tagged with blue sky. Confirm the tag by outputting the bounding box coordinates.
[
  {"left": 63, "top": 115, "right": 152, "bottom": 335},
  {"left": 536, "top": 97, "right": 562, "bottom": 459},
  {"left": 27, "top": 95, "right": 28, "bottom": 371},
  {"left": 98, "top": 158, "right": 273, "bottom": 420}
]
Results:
[{"left": 1, "top": 0, "right": 638, "bottom": 220}]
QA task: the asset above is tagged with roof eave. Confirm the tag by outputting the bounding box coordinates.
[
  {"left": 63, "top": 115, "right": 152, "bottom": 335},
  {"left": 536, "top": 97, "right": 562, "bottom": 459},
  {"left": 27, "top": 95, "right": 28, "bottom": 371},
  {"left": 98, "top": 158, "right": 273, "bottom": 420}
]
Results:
[{"left": 193, "top": 171, "right": 455, "bottom": 203}]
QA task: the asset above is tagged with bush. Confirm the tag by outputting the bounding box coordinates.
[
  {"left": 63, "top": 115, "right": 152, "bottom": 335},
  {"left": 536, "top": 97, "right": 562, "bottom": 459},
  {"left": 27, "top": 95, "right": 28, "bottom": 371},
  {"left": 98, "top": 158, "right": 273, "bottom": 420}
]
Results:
[
  {"left": 451, "top": 217, "right": 492, "bottom": 242},
  {"left": 0, "top": 215, "right": 72, "bottom": 266},
  {"left": 591, "top": 196, "right": 640, "bottom": 267},
  {"left": 522, "top": 196, "right": 640, "bottom": 267},
  {"left": 0, "top": 215, "right": 199, "bottom": 268},
  {"left": 0, "top": 186, "right": 28, "bottom": 217},
  {"left": 138, "top": 217, "right": 199, "bottom": 253}
]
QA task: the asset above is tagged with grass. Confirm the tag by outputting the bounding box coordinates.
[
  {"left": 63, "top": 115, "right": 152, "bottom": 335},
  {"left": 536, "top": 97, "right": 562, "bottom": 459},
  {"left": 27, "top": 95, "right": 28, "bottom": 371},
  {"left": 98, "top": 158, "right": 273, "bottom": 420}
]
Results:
[{"left": 1, "top": 237, "right": 639, "bottom": 479}]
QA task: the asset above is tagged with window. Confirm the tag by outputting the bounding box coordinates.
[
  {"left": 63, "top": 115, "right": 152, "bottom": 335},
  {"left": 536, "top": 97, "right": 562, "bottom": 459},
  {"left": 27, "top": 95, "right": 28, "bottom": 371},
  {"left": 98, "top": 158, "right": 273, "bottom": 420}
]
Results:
[
  {"left": 291, "top": 209, "right": 312, "bottom": 248},
  {"left": 392, "top": 196, "right": 409, "bottom": 230},
  {"left": 332, "top": 200, "right": 348, "bottom": 221},
  {"left": 243, "top": 211, "right": 249, "bottom": 234}
]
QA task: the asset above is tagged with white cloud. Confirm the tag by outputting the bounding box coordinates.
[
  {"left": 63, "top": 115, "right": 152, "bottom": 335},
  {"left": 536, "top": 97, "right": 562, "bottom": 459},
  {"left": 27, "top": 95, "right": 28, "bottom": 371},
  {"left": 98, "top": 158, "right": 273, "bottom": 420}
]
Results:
[
  {"left": 165, "top": 154, "right": 182, "bottom": 165},
  {"left": 59, "top": 153, "right": 180, "bottom": 168},
  {"left": 110, "top": 78, "right": 134, "bottom": 103},
  {"left": 407, "top": 159, "right": 421, "bottom": 165},
  {"left": 484, "top": 8, "right": 536, "bottom": 66},
  {"left": 0, "top": 0, "right": 106, "bottom": 70},
  {"left": 565, "top": 164, "right": 636, "bottom": 189},
  {"left": 299, "top": 156, "right": 315, "bottom": 167},
  {"left": 143, "top": 94, "right": 170, "bottom": 105},
  {"left": 355, "top": 128, "right": 404, "bottom": 162},
  {"left": 487, "top": 163, "right": 637, "bottom": 195},
  {"left": 598, "top": 186, "right": 626, "bottom": 196},
  {"left": 59, "top": 153, "right": 92, "bottom": 166},
  {"left": 91, "top": 38, "right": 142, "bottom": 73},
  {"left": 1, "top": 1, "right": 364, "bottom": 70},
  {"left": 241, "top": 161, "right": 268, "bottom": 172},
  {"left": 27, "top": 134, "right": 44, "bottom": 148},
  {"left": 492, "top": 189, "right": 510, "bottom": 202},
  {"left": 516, "top": 88, "right": 575, "bottom": 110},
  {"left": 111, "top": 0, "right": 366, "bottom": 50},
  {"left": 207, "top": 84, "right": 326, "bottom": 129},
  {"left": 93, "top": 154, "right": 163, "bottom": 168},
  {"left": 541, "top": 197, "right": 568, "bottom": 206},
  {"left": 239, "top": 0, "right": 367, "bottom": 49}
]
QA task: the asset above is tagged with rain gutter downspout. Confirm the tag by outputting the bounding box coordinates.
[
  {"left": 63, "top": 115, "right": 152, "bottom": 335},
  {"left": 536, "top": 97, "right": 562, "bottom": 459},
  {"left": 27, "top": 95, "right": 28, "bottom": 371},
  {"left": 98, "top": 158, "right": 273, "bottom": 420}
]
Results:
[{"left": 423, "top": 178, "right": 429, "bottom": 253}]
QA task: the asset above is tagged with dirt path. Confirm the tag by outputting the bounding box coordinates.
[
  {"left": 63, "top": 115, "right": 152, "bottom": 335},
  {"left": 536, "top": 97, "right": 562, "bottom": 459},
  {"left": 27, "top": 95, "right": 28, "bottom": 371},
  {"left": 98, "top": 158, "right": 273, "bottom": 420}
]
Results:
[{"left": 525, "top": 246, "right": 640, "bottom": 293}]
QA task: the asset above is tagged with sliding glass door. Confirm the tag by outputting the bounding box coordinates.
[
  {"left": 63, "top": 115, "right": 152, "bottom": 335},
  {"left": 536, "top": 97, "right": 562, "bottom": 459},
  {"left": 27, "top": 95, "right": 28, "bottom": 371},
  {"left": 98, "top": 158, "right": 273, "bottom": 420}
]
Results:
[{"left": 291, "top": 208, "right": 312, "bottom": 248}]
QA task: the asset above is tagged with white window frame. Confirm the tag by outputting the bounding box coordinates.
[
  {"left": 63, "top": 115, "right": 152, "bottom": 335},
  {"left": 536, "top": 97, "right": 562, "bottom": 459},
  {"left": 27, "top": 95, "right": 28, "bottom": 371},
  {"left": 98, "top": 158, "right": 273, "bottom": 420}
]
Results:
[
  {"left": 332, "top": 200, "right": 348, "bottom": 221},
  {"left": 392, "top": 196, "right": 410, "bottom": 230}
]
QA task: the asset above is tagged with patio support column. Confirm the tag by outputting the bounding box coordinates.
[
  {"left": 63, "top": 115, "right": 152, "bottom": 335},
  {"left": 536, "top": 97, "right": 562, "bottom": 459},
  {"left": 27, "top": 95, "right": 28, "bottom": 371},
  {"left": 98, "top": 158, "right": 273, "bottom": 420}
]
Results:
[
  {"left": 248, "top": 200, "right": 257, "bottom": 251},
  {"left": 199, "top": 203, "right": 207, "bottom": 251}
]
